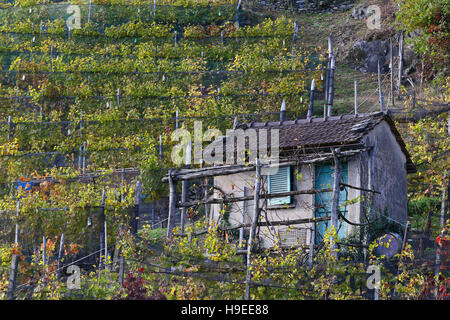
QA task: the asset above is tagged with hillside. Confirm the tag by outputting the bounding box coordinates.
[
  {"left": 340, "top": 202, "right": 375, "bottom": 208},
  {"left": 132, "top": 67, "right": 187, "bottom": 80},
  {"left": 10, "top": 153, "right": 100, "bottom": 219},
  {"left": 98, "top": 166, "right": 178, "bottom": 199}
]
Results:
[{"left": 0, "top": 0, "right": 448, "bottom": 301}]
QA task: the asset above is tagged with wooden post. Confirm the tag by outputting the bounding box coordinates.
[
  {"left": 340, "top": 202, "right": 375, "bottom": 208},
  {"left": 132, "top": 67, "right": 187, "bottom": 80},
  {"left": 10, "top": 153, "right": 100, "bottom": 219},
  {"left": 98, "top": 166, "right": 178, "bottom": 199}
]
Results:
[
  {"left": 8, "top": 198, "right": 20, "bottom": 300},
  {"left": 167, "top": 170, "right": 176, "bottom": 238},
  {"left": 435, "top": 171, "right": 448, "bottom": 289},
  {"left": 50, "top": 45, "right": 54, "bottom": 71},
  {"left": 151, "top": 206, "right": 156, "bottom": 229},
  {"left": 354, "top": 80, "right": 358, "bottom": 116},
  {"left": 119, "top": 254, "right": 125, "bottom": 287},
  {"left": 364, "top": 138, "right": 378, "bottom": 262},
  {"left": 327, "top": 55, "right": 335, "bottom": 117},
  {"left": 42, "top": 236, "right": 47, "bottom": 266},
  {"left": 6, "top": 254, "right": 18, "bottom": 300},
  {"left": 309, "top": 222, "right": 315, "bottom": 270},
  {"left": 78, "top": 115, "right": 83, "bottom": 170},
  {"left": 205, "top": 178, "right": 211, "bottom": 226},
  {"left": 291, "top": 21, "right": 299, "bottom": 53},
  {"left": 389, "top": 39, "right": 394, "bottom": 106},
  {"left": 307, "top": 79, "right": 315, "bottom": 119},
  {"left": 239, "top": 187, "right": 247, "bottom": 248},
  {"left": 378, "top": 60, "right": 386, "bottom": 112},
  {"left": 159, "top": 135, "right": 163, "bottom": 159},
  {"left": 245, "top": 159, "right": 261, "bottom": 300},
  {"left": 132, "top": 180, "right": 141, "bottom": 235},
  {"left": 324, "top": 36, "right": 333, "bottom": 117},
  {"left": 57, "top": 233, "right": 65, "bottom": 281},
  {"left": 82, "top": 141, "right": 87, "bottom": 173},
  {"left": 99, "top": 189, "right": 106, "bottom": 269},
  {"left": 280, "top": 99, "right": 286, "bottom": 123},
  {"left": 14, "top": 199, "right": 19, "bottom": 244},
  {"left": 7, "top": 116, "right": 11, "bottom": 141},
  {"left": 104, "top": 210, "right": 108, "bottom": 268},
  {"left": 88, "top": 0, "right": 92, "bottom": 23},
  {"left": 236, "top": 0, "right": 242, "bottom": 29},
  {"left": 181, "top": 180, "right": 188, "bottom": 234},
  {"left": 330, "top": 148, "right": 342, "bottom": 259},
  {"left": 397, "top": 31, "right": 404, "bottom": 93}
]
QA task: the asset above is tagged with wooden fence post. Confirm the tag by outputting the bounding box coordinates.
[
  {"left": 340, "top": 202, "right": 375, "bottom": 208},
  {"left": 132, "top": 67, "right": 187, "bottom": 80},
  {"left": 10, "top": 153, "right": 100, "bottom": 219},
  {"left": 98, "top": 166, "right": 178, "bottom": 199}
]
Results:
[
  {"left": 7, "top": 116, "right": 12, "bottom": 141},
  {"left": 435, "top": 171, "right": 448, "bottom": 298},
  {"left": 88, "top": 0, "right": 92, "bottom": 22},
  {"left": 57, "top": 233, "right": 65, "bottom": 281},
  {"left": 99, "top": 189, "right": 106, "bottom": 269},
  {"left": 330, "top": 149, "right": 342, "bottom": 259},
  {"left": 309, "top": 222, "right": 315, "bottom": 270},
  {"left": 6, "top": 254, "right": 18, "bottom": 300},
  {"left": 132, "top": 179, "right": 141, "bottom": 236},
  {"left": 239, "top": 187, "right": 247, "bottom": 248},
  {"left": 14, "top": 198, "right": 20, "bottom": 244},
  {"left": 354, "top": 80, "right": 358, "bottom": 116},
  {"left": 7, "top": 198, "right": 20, "bottom": 300},
  {"left": 324, "top": 35, "right": 333, "bottom": 117},
  {"left": 245, "top": 159, "right": 261, "bottom": 300},
  {"left": 389, "top": 39, "right": 394, "bottom": 106},
  {"left": 119, "top": 254, "right": 125, "bottom": 287},
  {"left": 378, "top": 60, "right": 386, "bottom": 112},
  {"left": 397, "top": 31, "right": 404, "bottom": 93},
  {"left": 167, "top": 170, "right": 176, "bottom": 238},
  {"left": 181, "top": 180, "right": 188, "bottom": 234},
  {"left": 327, "top": 55, "right": 335, "bottom": 117},
  {"left": 42, "top": 236, "right": 47, "bottom": 267},
  {"left": 307, "top": 79, "right": 315, "bottom": 119},
  {"left": 236, "top": 0, "right": 242, "bottom": 29}
]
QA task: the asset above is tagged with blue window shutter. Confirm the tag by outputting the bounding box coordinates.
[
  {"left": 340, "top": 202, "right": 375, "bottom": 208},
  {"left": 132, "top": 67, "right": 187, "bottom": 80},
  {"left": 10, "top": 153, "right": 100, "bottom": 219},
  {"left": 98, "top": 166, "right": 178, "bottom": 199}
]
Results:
[{"left": 268, "top": 166, "right": 291, "bottom": 206}]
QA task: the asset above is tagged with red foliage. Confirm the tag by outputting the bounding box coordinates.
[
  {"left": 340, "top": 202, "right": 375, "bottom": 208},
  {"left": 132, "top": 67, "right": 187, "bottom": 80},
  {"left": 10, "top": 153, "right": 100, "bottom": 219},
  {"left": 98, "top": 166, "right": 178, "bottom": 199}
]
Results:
[{"left": 121, "top": 269, "right": 166, "bottom": 300}]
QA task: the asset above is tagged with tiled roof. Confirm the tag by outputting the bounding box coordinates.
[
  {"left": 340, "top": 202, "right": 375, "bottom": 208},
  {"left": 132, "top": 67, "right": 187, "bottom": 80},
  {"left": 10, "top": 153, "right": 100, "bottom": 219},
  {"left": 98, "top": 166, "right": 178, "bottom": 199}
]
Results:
[{"left": 237, "top": 111, "right": 416, "bottom": 173}]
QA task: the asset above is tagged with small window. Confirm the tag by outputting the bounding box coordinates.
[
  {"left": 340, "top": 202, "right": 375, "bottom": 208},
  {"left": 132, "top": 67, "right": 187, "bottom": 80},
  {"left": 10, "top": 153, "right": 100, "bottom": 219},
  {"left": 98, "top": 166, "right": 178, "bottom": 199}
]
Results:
[{"left": 268, "top": 166, "right": 291, "bottom": 206}]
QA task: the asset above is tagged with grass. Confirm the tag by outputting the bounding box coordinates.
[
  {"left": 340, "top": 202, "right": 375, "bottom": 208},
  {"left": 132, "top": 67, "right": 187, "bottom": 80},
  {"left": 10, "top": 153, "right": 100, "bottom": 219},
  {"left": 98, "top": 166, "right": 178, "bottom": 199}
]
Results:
[{"left": 245, "top": 0, "right": 401, "bottom": 115}]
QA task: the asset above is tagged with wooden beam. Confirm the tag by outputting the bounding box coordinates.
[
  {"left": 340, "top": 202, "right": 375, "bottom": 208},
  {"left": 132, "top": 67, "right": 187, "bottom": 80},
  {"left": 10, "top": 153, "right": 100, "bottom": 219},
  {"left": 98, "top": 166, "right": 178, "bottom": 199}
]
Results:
[
  {"left": 176, "top": 188, "right": 333, "bottom": 208},
  {"left": 340, "top": 183, "right": 381, "bottom": 194},
  {"left": 175, "top": 216, "right": 331, "bottom": 238},
  {"left": 162, "top": 148, "right": 366, "bottom": 182}
]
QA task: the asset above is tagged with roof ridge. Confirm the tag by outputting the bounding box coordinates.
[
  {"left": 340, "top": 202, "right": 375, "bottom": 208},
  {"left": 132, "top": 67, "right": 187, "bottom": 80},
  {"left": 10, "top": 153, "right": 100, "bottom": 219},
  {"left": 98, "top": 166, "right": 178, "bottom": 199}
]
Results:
[{"left": 238, "top": 111, "right": 386, "bottom": 129}]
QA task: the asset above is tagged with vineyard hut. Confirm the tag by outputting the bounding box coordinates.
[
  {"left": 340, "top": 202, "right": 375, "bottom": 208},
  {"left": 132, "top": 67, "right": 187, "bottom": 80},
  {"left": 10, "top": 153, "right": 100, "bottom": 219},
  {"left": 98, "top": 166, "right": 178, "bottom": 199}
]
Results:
[
  {"left": 209, "top": 111, "right": 415, "bottom": 247},
  {"left": 165, "top": 111, "right": 415, "bottom": 248}
]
